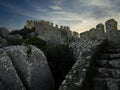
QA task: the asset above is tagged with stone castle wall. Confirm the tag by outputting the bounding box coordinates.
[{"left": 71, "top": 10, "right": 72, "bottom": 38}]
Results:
[
  {"left": 25, "top": 19, "right": 120, "bottom": 46},
  {"left": 25, "top": 20, "right": 79, "bottom": 46},
  {"left": 80, "top": 19, "right": 120, "bottom": 45},
  {"left": 59, "top": 19, "right": 120, "bottom": 90}
]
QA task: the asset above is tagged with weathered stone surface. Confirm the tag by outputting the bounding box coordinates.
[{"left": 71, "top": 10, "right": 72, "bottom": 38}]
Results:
[
  {"left": 80, "top": 31, "right": 89, "bottom": 39},
  {"left": 106, "top": 78, "right": 119, "bottom": 90},
  {"left": 27, "top": 32, "right": 36, "bottom": 38},
  {"left": 105, "top": 19, "right": 120, "bottom": 45},
  {"left": 96, "top": 68, "right": 120, "bottom": 78},
  {"left": 93, "top": 78, "right": 106, "bottom": 90},
  {"left": 101, "top": 54, "right": 120, "bottom": 59},
  {"left": 94, "top": 78, "right": 120, "bottom": 90},
  {"left": 88, "top": 28, "right": 97, "bottom": 38},
  {"left": 105, "top": 19, "right": 117, "bottom": 32},
  {"left": 59, "top": 38, "right": 106, "bottom": 90},
  {"left": 80, "top": 26, "right": 105, "bottom": 40},
  {"left": 72, "top": 31, "right": 79, "bottom": 41},
  {"left": 96, "top": 23, "right": 104, "bottom": 32},
  {"left": 96, "top": 60, "right": 108, "bottom": 67},
  {"left": 106, "top": 30, "right": 120, "bottom": 45},
  {"left": 0, "top": 45, "right": 54, "bottom": 90},
  {"left": 0, "top": 51, "right": 26, "bottom": 90},
  {"left": 37, "top": 35, "right": 46, "bottom": 41},
  {"left": 0, "top": 27, "right": 9, "bottom": 38},
  {"left": 109, "top": 60, "right": 120, "bottom": 68},
  {"left": 35, "top": 20, "right": 72, "bottom": 46},
  {"left": 110, "top": 45, "right": 120, "bottom": 49},
  {"left": 0, "top": 38, "right": 8, "bottom": 46},
  {"left": 103, "top": 49, "right": 120, "bottom": 54}
]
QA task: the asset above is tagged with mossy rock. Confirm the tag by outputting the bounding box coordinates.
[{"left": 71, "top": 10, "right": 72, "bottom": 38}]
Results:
[
  {"left": 10, "top": 27, "right": 35, "bottom": 39},
  {"left": 23, "top": 37, "right": 47, "bottom": 51},
  {"left": 7, "top": 34, "right": 23, "bottom": 45}
]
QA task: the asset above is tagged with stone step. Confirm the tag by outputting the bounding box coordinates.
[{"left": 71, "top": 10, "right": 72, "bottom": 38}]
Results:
[
  {"left": 93, "top": 78, "right": 120, "bottom": 90},
  {"left": 103, "top": 49, "right": 120, "bottom": 54},
  {"left": 96, "top": 68, "right": 120, "bottom": 78},
  {"left": 96, "top": 59, "right": 120, "bottom": 68},
  {"left": 96, "top": 60, "right": 108, "bottom": 67},
  {"left": 109, "top": 45, "right": 120, "bottom": 49},
  {"left": 109, "top": 60, "right": 120, "bottom": 68},
  {"left": 104, "top": 45, "right": 120, "bottom": 49},
  {"left": 101, "top": 54, "right": 120, "bottom": 60}
]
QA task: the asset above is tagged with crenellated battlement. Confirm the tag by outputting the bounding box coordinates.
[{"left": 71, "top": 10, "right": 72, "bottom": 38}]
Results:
[
  {"left": 80, "top": 19, "right": 118, "bottom": 40},
  {"left": 25, "top": 20, "right": 70, "bottom": 30},
  {"left": 24, "top": 20, "right": 79, "bottom": 46},
  {"left": 59, "top": 19, "right": 120, "bottom": 90}
]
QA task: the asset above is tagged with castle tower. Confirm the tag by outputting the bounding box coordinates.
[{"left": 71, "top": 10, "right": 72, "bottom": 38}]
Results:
[
  {"left": 60, "top": 26, "right": 64, "bottom": 29},
  {"left": 72, "top": 31, "right": 79, "bottom": 41},
  {"left": 105, "top": 19, "right": 117, "bottom": 32},
  {"left": 96, "top": 23, "right": 105, "bottom": 33}
]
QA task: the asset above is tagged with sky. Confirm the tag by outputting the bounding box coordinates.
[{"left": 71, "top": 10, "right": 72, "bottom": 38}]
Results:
[{"left": 0, "top": 0, "right": 120, "bottom": 33}]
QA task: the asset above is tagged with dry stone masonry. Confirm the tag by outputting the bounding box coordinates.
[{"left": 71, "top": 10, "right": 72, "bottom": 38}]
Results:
[
  {"left": 59, "top": 19, "right": 120, "bottom": 90},
  {"left": 94, "top": 45, "right": 120, "bottom": 90}
]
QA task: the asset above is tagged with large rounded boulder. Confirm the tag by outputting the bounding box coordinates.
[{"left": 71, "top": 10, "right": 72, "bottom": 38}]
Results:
[
  {"left": 0, "top": 45, "right": 54, "bottom": 90},
  {"left": 0, "top": 38, "right": 8, "bottom": 47},
  {"left": 0, "top": 27, "right": 9, "bottom": 38}
]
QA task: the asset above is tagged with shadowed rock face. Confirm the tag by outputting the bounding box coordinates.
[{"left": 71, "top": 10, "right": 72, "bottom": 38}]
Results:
[
  {"left": 0, "top": 45, "right": 54, "bottom": 90},
  {"left": 0, "top": 52, "right": 26, "bottom": 90}
]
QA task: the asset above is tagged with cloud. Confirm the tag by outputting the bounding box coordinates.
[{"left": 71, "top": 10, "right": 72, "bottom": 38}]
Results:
[
  {"left": 51, "top": 0, "right": 64, "bottom": 5},
  {"left": 48, "top": 11, "right": 82, "bottom": 25},
  {"left": 87, "top": 0, "right": 111, "bottom": 7},
  {"left": 49, "top": 5, "right": 62, "bottom": 10}
]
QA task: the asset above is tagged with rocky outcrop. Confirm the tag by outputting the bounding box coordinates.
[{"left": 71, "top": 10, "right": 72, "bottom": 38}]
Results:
[
  {"left": 27, "top": 32, "right": 36, "bottom": 38},
  {"left": 7, "top": 34, "right": 23, "bottom": 45},
  {"left": 0, "top": 45, "right": 54, "bottom": 90},
  {"left": 0, "top": 27, "right": 9, "bottom": 38},
  {"left": 0, "top": 52, "right": 26, "bottom": 90},
  {"left": 0, "top": 38, "right": 8, "bottom": 46}
]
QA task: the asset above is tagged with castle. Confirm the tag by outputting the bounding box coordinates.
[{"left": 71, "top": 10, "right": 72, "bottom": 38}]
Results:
[
  {"left": 25, "top": 20, "right": 79, "bottom": 46},
  {"left": 0, "top": 18, "right": 120, "bottom": 90},
  {"left": 59, "top": 19, "right": 120, "bottom": 90},
  {"left": 25, "top": 19, "right": 120, "bottom": 90}
]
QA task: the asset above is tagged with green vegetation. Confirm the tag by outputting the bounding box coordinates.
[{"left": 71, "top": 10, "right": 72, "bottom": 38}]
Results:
[
  {"left": 23, "top": 37, "right": 47, "bottom": 51},
  {"left": 10, "top": 27, "right": 35, "bottom": 39}
]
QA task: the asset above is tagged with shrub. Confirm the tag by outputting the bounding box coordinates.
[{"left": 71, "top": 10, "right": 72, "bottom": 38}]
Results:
[
  {"left": 10, "top": 27, "right": 35, "bottom": 39},
  {"left": 23, "top": 37, "right": 47, "bottom": 51}
]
